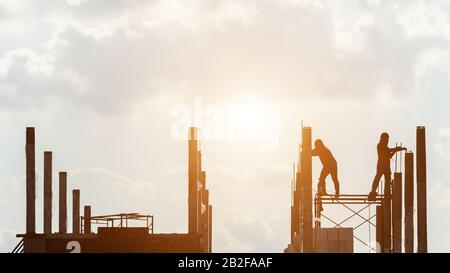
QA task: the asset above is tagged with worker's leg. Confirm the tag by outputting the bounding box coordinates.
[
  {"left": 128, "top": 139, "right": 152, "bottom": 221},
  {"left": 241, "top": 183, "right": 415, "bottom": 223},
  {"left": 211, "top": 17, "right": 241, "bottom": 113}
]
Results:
[
  {"left": 383, "top": 169, "right": 392, "bottom": 196},
  {"left": 371, "top": 171, "right": 383, "bottom": 193},
  {"left": 369, "top": 169, "right": 383, "bottom": 200},
  {"left": 330, "top": 164, "right": 340, "bottom": 196},
  {"left": 318, "top": 167, "right": 329, "bottom": 195}
]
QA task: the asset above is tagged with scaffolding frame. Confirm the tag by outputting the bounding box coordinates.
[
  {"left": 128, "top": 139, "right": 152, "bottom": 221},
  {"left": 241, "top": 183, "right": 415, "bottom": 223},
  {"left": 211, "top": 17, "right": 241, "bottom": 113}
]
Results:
[
  {"left": 314, "top": 194, "right": 384, "bottom": 252},
  {"left": 81, "top": 213, "right": 154, "bottom": 234}
]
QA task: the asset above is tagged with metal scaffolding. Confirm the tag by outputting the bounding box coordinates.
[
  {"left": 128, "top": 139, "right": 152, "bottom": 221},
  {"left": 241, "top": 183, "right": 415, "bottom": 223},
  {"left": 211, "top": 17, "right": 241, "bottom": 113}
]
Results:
[
  {"left": 81, "top": 213, "right": 154, "bottom": 233},
  {"left": 314, "top": 194, "right": 384, "bottom": 252}
]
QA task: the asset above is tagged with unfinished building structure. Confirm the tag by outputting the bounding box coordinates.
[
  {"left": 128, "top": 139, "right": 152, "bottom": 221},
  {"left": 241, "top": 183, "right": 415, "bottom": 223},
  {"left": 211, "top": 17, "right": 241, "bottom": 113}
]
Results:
[
  {"left": 13, "top": 127, "right": 212, "bottom": 253},
  {"left": 285, "top": 125, "right": 428, "bottom": 253}
]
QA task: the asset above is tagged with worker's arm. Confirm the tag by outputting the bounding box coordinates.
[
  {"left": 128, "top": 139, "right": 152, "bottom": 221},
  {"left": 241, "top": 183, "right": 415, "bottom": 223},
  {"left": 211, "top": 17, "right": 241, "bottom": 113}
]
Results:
[
  {"left": 311, "top": 148, "right": 319, "bottom": 156},
  {"left": 389, "top": 146, "right": 407, "bottom": 158}
]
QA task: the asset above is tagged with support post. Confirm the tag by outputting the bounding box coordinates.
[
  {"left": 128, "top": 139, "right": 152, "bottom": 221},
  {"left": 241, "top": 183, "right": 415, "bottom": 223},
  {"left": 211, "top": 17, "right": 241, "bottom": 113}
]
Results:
[
  {"left": 292, "top": 171, "right": 300, "bottom": 244},
  {"left": 26, "top": 127, "right": 36, "bottom": 234},
  {"left": 376, "top": 205, "right": 384, "bottom": 253},
  {"left": 59, "top": 172, "right": 67, "bottom": 234},
  {"left": 404, "top": 152, "right": 414, "bottom": 253},
  {"left": 208, "top": 205, "right": 213, "bottom": 253},
  {"left": 43, "top": 151, "right": 52, "bottom": 234},
  {"left": 296, "top": 171, "right": 303, "bottom": 252},
  {"left": 188, "top": 127, "right": 199, "bottom": 234},
  {"left": 201, "top": 188, "right": 209, "bottom": 252},
  {"left": 383, "top": 180, "right": 392, "bottom": 253},
  {"left": 392, "top": 172, "right": 402, "bottom": 253},
  {"left": 416, "top": 126, "right": 427, "bottom": 253},
  {"left": 290, "top": 205, "right": 295, "bottom": 244},
  {"left": 72, "top": 189, "right": 80, "bottom": 234},
  {"left": 301, "top": 126, "right": 313, "bottom": 252},
  {"left": 197, "top": 152, "right": 203, "bottom": 236},
  {"left": 84, "top": 206, "right": 91, "bottom": 234}
]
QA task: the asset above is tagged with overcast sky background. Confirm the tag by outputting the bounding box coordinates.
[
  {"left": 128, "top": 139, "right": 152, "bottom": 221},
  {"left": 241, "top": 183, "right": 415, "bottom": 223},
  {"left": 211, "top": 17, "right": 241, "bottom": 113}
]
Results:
[{"left": 1, "top": 0, "right": 450, "bottom": 253}]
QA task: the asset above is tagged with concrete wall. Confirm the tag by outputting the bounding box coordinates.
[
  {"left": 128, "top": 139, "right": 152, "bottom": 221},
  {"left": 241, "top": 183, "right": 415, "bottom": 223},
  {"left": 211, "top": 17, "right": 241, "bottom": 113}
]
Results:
[{"left": 314, "top": 228, "right": 354, "bottom": 253}]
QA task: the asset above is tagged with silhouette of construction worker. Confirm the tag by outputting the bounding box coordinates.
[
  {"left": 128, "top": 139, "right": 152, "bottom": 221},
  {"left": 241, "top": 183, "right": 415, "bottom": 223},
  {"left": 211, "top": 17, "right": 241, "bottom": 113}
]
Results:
[
  {"left": 368, "top": 132, "right": 406, "bottom": 201},
  {"left": 312, "top": 139, "right": 340, "bottom": 197}
]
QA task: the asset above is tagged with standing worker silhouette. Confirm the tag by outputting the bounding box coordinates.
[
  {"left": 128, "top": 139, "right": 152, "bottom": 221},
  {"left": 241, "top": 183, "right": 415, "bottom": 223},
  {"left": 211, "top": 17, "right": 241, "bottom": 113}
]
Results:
[
  {"left": 368, "top": 132, "right": 406, "bottom": 200},
  {"left": 312, "top": 139, "right": 340, "bottom": 198}
]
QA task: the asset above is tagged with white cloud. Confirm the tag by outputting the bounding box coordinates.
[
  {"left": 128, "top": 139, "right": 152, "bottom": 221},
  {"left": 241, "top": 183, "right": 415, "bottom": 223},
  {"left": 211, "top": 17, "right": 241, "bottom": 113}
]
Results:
[
  {"left": 3, "top": 0, "right": 450, "bottom": 115},
  {"left": 429, "top": 178, "right": 450, "bottom": 208},
  {"left": 435, "top": 127, "right": 450, "bottom": 161},
  {"left": 0, "top": 47, "right": 54, "bottom": 79},
  {"left": 397, "top": 1, "right": 450, "bottom": 40},
  {"left": 0, "top": 230, "right": 19, "bottom": 253},
  {"left": 66, "top": 0, "right": 87, "bottom": 6}
]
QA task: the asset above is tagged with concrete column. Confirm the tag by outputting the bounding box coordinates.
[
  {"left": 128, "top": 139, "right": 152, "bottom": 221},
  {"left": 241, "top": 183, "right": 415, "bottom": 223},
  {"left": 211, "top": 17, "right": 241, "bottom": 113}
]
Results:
[
  {"left": 208, "top": 205, "right": 212, "bottom": 253},
  {"left": 291, "top": 186, "right": 296, "bottom": 242},
  {"left": 376, "top": 205, "right": 384, "bottom": 253},
  {"left": 296, "top": 171, "right": 303, "bottom": 252},
  {"left": 416, "top": 126, "right": 427, "bottom": 253},
  {"left": 188, "top": 127, "right": 199, "bottom": 234},
  {"left": 72, "top": 189, "right": 80, "bottom": 234},
  {"left": 383, "top": 182, "right": 392, "bottom": 253},
  {"left": 197, "top": 168, "right": 204, "bottom": 236},
  {"left": 84, "top": 205, "right": 91, "bottom": 234},
  {"left": 392, "top": 172, "right": 402, "bottom": 253},
  {"left": 291, "top": 172, "right": 299, "bottom": 244},
  {"left": 301, "top": 126, "right": 313, "bottom": 252},
  {"left": 297, "top": 142, "right": 303, "bottom": 243},
  {"left": 26, "top": 127, "right": 36, "bottom": 234},
  {"left": 44, "top": 151, "right": 52, "bottom": 234},
  {"left": 197, "top": 151, "right": 202, "bottom": 176},
  {"left": 201, "top": 189, "right": 209, "bottom": 252},
  {"left": 197, "top": 153, "right": 203, "bottom": 229},
  {"left": 59, "top": 172, "right": 67, "bottom": 234},
  {"left": 404, "top": 152, "right": 414, "bottom": 253}
]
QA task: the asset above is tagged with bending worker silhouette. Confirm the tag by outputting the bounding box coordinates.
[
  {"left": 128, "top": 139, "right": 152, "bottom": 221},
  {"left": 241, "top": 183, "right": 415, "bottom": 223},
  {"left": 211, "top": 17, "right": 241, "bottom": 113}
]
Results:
[
  {"left": 368, "top": 132, "right": 406, "bottom": 201},
  {"left": 312, "top": 139, "right": 340, "bottom": 197}
]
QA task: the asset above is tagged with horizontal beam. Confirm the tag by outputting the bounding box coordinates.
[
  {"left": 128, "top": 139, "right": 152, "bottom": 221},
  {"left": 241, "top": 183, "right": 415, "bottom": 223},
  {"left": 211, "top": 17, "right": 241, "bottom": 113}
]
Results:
[
  {"left": 316, "top": 194, "right": 384, "bottom": 198},
  {"left": 319, "top": 201, "right": 383, "bottom": 205},
  {"left": 315, "top": 194, "right": 384, "bottom": 205},
  {"left": 320, "top": 194, "right": 383, "bottom": 197},
  {"left": 318, "top": 197, "right": 383, "bottom": 201},
  {"left": 92, "top": 212, "right": 139, "bottom": 217}
]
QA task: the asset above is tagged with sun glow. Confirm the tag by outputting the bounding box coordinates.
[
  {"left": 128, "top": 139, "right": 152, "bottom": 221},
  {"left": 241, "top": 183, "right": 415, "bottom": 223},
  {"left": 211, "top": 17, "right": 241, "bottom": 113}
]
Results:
[{"left": 223, "top": 97, "right": 279, "bottom": 150}]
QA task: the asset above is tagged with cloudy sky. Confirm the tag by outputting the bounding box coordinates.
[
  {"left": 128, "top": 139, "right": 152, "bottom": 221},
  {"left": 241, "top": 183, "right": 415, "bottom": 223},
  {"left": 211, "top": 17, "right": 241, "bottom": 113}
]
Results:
[{"left": 1, "top": 0, "right": 450, "bottom": 253}]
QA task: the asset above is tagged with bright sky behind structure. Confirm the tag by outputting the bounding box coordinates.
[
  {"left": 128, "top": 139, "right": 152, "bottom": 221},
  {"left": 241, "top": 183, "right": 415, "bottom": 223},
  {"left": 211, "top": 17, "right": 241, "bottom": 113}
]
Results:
[{"left": 1, "top": 0, "right": 450, "bottom": 253}]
